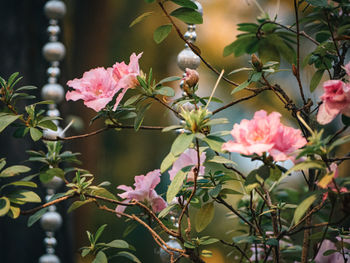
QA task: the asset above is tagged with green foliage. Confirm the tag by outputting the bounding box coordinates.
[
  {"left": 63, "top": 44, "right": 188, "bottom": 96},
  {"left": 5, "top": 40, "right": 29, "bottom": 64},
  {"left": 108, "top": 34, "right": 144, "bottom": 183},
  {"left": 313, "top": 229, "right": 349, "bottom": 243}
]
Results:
[
  {"left": 170, "top": 7, "right": 203, "bottom": 24},
  {"left": 195, "top": 202, "right": 215, "bottom": 232},
  {"left": 153, "top": 24, "right": 172, "bottom": 44},
  {"left": 293, "top": 194, "right": 317, "bottom": 224},
  {"left": 81, "top": 224, "right": 139, "bottom": 263}
]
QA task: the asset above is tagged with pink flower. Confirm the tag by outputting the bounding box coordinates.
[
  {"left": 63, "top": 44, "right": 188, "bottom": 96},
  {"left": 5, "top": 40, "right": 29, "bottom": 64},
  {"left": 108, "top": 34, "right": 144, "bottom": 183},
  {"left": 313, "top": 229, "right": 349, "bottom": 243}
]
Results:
[
  {"left": 317, "top": 80, "right": 350, "bottom": 125},
  {"left": 66, "top": 67, "right": 118, "bottom": 112},
  {"left": 222, "top": 110, "right": 281, "bottom": 156},
  {"left": 168, "top": 148, "right": 206, "bottom": 181},
  {"left": 183, "top": 68, "right": 199, "bottom": 87},
  {"left": 112, "top": 53, "right": 142, "bottom": 110},
  {"left": 315, "top": 239, "right": 350, "bottom": 263},
  {"left": 269, "top": 125, "right": 307, "bottom": 162},
  {"left": 115, "top": 169, "right": 166, "bottom": 216},
  {"left": 344, "top": 62, "right": 350, "bottom": 76}
]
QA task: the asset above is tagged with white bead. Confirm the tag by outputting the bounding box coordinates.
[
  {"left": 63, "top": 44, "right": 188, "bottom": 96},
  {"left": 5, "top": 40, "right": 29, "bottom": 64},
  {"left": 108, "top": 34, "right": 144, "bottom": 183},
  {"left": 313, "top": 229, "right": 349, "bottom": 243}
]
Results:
[
  {"left": 42, "top": 83, "right": 64, "bottom": 103},
  {"left": 40, "top": 211, "right": 62, "bottom": 232},
  {"left": 39, "top": 254, "right": 60, "bottom": 263},
  {"left": 47, "top": 67, "right": 60, "bottom": 78},
  {"left": 177, "top": 47, "right": 200, "bottom": 71},
  {"left": 43, "top": 176, "right": 63, "bottom": 190},
  {"left": 44, "top": 0, "right": 66, "bottom": 20},
  {"left": 47, "top": 109, "right": 60, "bottom": 118},
  {"left": 47, "top": 25, "right": 60, "bottom": 36},
  {"left": 44, "top": 237, "right": 57, "bottom": 247},
  {"left": 42, "top": 42, "right": 65, "bottom": 62}
]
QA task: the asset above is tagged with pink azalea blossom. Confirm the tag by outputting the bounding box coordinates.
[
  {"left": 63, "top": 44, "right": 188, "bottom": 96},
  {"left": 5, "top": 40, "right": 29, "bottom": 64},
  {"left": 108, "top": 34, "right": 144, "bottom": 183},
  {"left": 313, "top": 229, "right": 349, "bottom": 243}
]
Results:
[
  {"left": 111, "top": 52, "right": 142, "bottom": 110},
  {"left": 317, "top": 80, "right": 350, "bottom": 125},
  {"left": 66, "top": 67, "right": 118, "bottom": 112},
  {"left": 269, "top": 125, "right": 307, "bottom": 162},
  {"left": 222, "top": 110, "right": 281, "bottom": 156},
  {"left": 168, "top": 148, "right": 206, "bottom": 181},
  {"left": 115, "top": 169, "right": 166, "bottom": 216},
  {"left": 183, "top": 68, "right": 199, "bottom": 87}
]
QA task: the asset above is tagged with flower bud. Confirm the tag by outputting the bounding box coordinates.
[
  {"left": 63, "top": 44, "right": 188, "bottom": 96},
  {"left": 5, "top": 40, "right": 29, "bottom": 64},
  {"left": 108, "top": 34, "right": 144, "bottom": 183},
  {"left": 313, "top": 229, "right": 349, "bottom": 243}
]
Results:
[
  {"left": 183, "top": 68, "right": 199, "bottom": 87},
  {"left": 251, "top": 54, "right": 262, "bottom": 71}
]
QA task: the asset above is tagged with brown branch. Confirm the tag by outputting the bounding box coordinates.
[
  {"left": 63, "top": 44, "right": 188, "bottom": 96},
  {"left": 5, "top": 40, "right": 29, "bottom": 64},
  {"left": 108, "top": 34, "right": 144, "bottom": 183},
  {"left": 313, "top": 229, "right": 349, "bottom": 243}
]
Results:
[
  {"left": 220, "top": 239, "right": 252, "bottom": 263},
  {"left": 177, "top": 139, "right": 201, "bottom": 237},
  {"left": 42, "top": 124, "right": 165, "bottom": 141},
  {"left": 158, "top": 1, "right": 240, "bottom": 88},
  {"left": 293, "top": 0, "right": 307, "bottom": 105},
  {"left": 21, "top": 194, "right": 76, "bottom": 215},
  {"left": 151, "top": 96, "right": 182, "bottom": 119}
]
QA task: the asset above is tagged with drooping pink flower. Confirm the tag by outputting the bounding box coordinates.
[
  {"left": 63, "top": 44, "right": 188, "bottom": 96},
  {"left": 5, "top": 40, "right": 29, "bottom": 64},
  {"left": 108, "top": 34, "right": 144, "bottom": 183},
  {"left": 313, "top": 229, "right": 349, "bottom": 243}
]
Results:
[
  {"left": 66, "top": 67, "right": 118, "bottom": 112},
  {"left": 111, "top": 52, "right": 142, "bottom": 110},
  {"left": 317, "top": 80, "right": 350, "bottom": 125},
  {"left": 183, "top": 68, "right": 199, "bottom": 87},
  {"left": 168, "top": 148, "right": 206, "bottom": 181},
  {"left": 115, "top": 169, "right": 167, "bottom": 216},
  {"left": 344, "top": 62, "right": 350, "bottom": 76},
  {"left": 269, "top": 125, "right": 307, "bottom": 162},
  {"left": 222, "top": 110, "right": 281, "bottom": 156}
]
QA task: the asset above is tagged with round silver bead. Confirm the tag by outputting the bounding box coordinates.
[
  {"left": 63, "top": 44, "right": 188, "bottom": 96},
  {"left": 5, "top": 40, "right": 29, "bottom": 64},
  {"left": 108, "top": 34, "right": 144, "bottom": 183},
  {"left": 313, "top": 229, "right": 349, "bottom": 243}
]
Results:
[
  {"left": 44, "top": 0, "right": 66, "bottom": 20},
  {"left": 44, "top": 237, "right": 57, "bottom": 247},
  {"left": 40, "top": 211, "right": 62, "bottom": 232},
  {"left": 42, "top": 42, "right": 66, "bottom": 62},
  {"left": 39, "top": 254, "right": 60, "bottom": 263},
  {"left": 159, "top": 240, "right": 182, "bottom": 262},
  {"left": 47, "top": 25, "right": 60, "bottom": 36},
  {"left": 47, "top": 67, "right": 60, "bottom": 78},
  {"left": 177, "top": 47, "right": 200, "bottom": 71},
  {"left": 43, "top": 176, "right": 64, "bottom": 190},
  {"left": 47, "top": 109, "right": 60, "bottom": 118},
  {"left": 42, "top": 83, "right": 64, "bottom": 103},
  {"left": 184, "top": 31, "right": 197, "bottom": 42}
]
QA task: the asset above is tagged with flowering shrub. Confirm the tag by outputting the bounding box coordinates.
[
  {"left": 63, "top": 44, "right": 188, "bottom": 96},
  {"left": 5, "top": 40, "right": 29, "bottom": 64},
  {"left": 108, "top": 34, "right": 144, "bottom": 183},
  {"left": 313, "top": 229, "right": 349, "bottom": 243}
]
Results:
[{"left": 1, "top": 1, "right": 350, "bottom": 263}]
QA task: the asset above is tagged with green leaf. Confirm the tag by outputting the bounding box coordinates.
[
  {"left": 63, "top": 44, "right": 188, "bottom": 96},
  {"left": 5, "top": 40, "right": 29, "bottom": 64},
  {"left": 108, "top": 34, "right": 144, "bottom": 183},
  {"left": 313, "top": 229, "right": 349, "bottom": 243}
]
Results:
[
  {"left": 124, "top": 94, "right": 142, "bottom": 106},
  {"left": 258, "top": 39, "right": 280, "bottom": 64},
  {"left": 305, "top": 0, "right": 328, "bottom": 7},
  {"left": 329, "top": 134, "right": 350, "bottom": 151},
  {"left": 161, "top": 152, "right": 177, "bottom": 173},
  {"left": 153, "top": 24, "right": 172, "bottom": 44},
  {"left": 157, "top": 76, "right": 181, "bottom": 85},
  {"left": 30, "top": 127, "right": 43, "bottom": 141},
  {"left": 8, "top": 205, "right": 20, "bottom": 219},
  {"left": 293, "top": 194, "right": 317, "bottom": 224},
  {"left": 105, "top": 239, "right": 129, "bottom": 249},
  {"left": 202, "top": 136, "right": 225, "bottom": 153},
  {"left": 201, "top": 250, "right": 213, "bottom": 257},
  {"left": 323, "top": 249, "right": 338, "bottom": 256},
  {"left": 0, "top": 113, "right": 21, "bottom": 133},
  {"left": 0, "top": 181, "right": 37, "bottom": 191},
  {"left": 11, "top": 190, "right": 41, "bottom": 203},
  {"left": 166, "top": 166, "right": 192, "bottom": 203},
  {"left": 195, "top": 202, "right": 215, "bottom": 232},
  {"left": 16, "top": 85, "right": 37, "bottom": 91},
  {"left": 158, "top": 203, "right": 177, "bottom": 218},
  {"left": 170, "top": 7, "right": 203, "bottom": 24},
  {"left": 117, "top": 251, "right": 141, "bottom": 263},
  {"left": 207, "top": 156, "right": 235, "bottom": 165},
  {"left": 37, "top": 120, "right": 57, "bottom": 131},
  {"left": 200, "top": 238, "right": 219, "bottom": 245},
  {"left": 170, "top": 133, "right": 194, "bottom": 156},
  {"left": 162, "top": 125, "right": 182, "bottom": 133},
  {"left": 0, "top": 165, "right": 30, "bottom": 178},
  {"left": 0, "top": 158, "right": 6, "bottom": 171},
  {"left": 81, "top": 248, "right": 91, "bottom": 258},
  {"left": 93, "top": 251, "right": 108, "bottom": 263},
  {"left": 286, "top": 161, "right": 325, "bottom": 175},
  {"left": 209, "top": 185, "right": 222, "bottom": 198},
  {"left": 39, "top": 168, "right": 65, "bottom": 183},
  {"left": 205, "top": 118, "right": 228, "bottom": 126},
  {"left": 94, "top": 224, "right": 107, "bottom": 243},
  {"left": 155, "top": 86, "right": 175, "bottom": 97},
  {"left": 27, "top": 207, "right": 49, "bottom": 227},
  {"left": 0, "top": 197, "right": 10, "bottom": 216},
  {"left": 129, "top": 11, "right": 154, "bottom": 27},
  {"left": 231, "top": 81, "right": 249, "bottom": 95},
  {"left": 310, "top": 69, "right": 324, "bottom": 92},
  {"left": 134, "top": 103, "right": 152, "bottom": 131},
  {"left": 67, "top": 199, "right": 94, "bottom": 213},
  {"left": 7, "top": 72, "right": 19, "bottom": 87},
  {"left": 171, "top": 0, "right": 198, "bottom": 9}
]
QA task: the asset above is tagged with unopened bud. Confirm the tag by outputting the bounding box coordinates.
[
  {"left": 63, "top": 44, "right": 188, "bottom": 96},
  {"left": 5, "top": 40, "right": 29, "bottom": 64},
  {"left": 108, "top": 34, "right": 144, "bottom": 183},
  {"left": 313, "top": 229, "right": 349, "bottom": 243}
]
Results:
[
  {"left": 251, "top": 54, "right": 262, "bottom": 71},
  {"left": 183, "top": 68, "right": 199, "bottom": 87}
]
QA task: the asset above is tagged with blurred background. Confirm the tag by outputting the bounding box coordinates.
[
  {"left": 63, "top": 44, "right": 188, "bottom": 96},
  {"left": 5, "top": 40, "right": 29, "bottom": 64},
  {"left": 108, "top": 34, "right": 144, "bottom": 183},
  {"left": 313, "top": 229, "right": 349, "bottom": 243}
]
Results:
[{"left": 0, "top": 0, "right": 349, "bottom": 262}]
